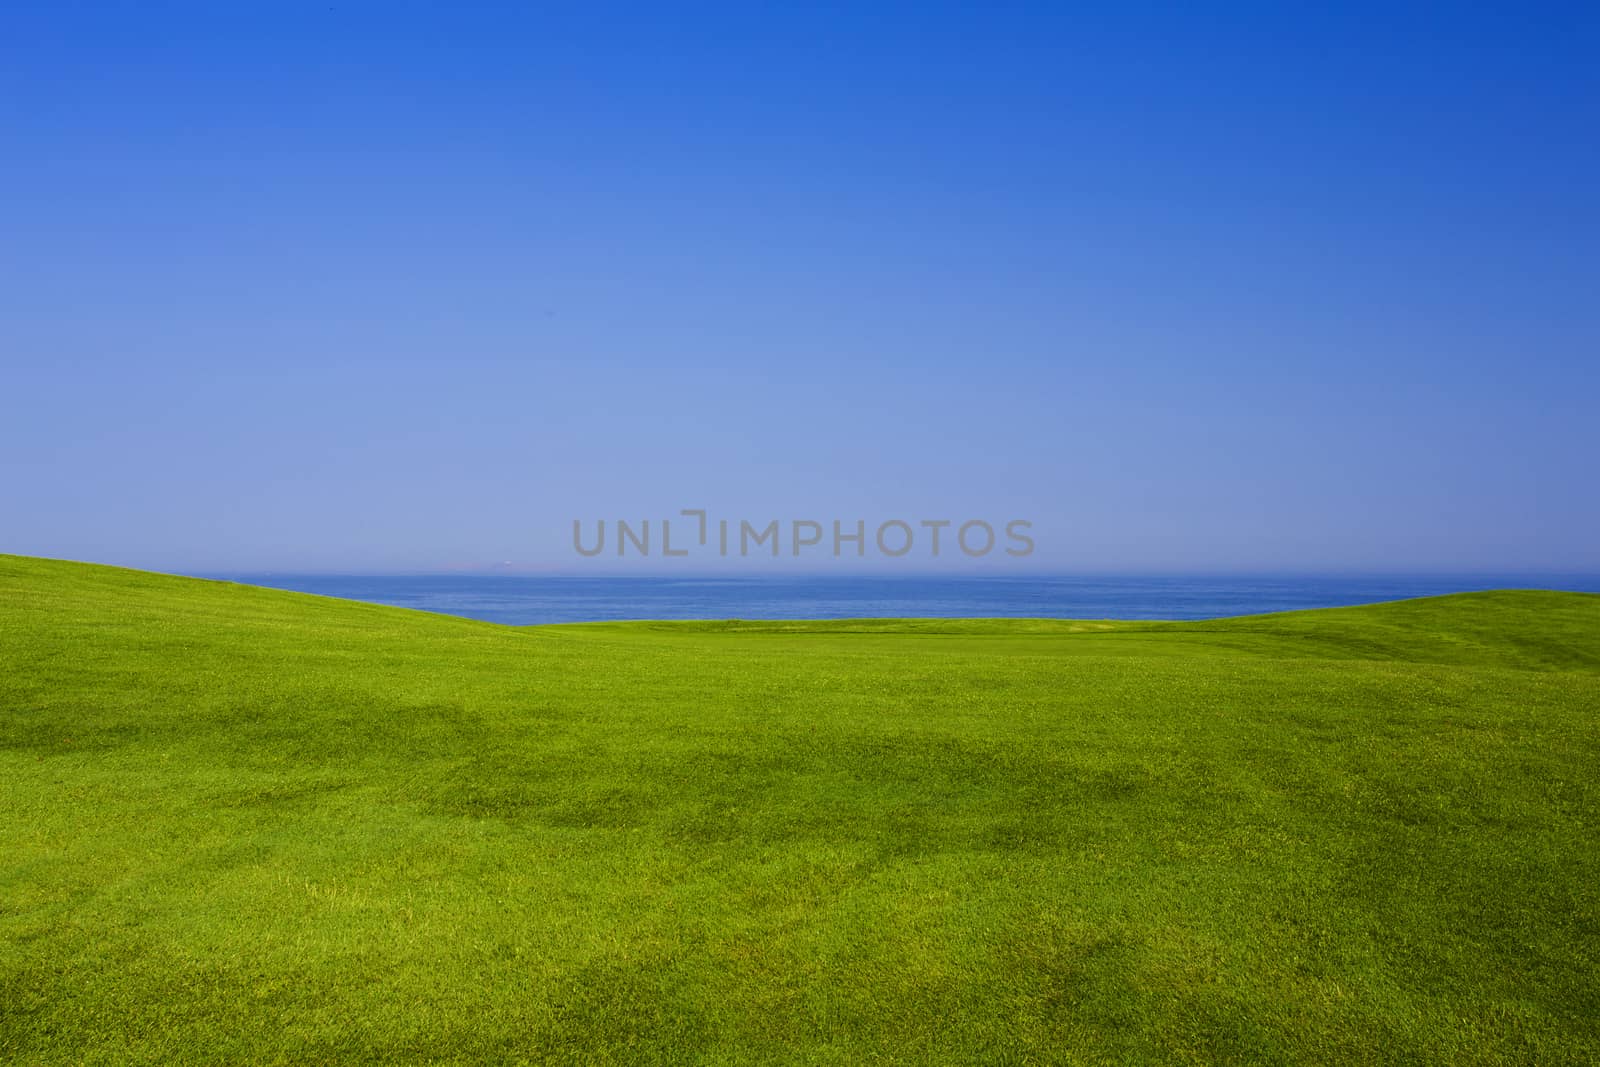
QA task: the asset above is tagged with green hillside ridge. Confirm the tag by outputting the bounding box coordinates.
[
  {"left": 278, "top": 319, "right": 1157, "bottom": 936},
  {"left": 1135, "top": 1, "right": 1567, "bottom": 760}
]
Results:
[{"left": 2, "top": 554, "right": 1598, "bottom": 1063}]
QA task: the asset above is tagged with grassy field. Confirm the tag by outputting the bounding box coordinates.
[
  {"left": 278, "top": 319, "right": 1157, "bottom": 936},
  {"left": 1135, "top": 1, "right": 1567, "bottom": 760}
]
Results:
[{"left": 2, "top": 555, "right": 1598, "bottom": 1064}]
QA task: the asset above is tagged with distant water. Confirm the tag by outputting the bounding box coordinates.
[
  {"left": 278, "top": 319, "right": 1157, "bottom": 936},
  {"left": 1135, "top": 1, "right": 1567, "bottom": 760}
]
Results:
[{"left": 203, "top": 574, "right": 1600, "bottom": 626}]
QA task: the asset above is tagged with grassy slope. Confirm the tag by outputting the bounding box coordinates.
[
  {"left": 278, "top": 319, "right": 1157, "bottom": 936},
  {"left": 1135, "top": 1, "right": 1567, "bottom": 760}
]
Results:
[{"left": 2, "top": 555, "right": 1598, "bottom": 1064}]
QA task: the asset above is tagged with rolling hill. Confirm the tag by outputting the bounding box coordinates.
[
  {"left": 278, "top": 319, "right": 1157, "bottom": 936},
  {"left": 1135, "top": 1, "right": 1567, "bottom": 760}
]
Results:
[{"left": 2, "top": 555, "right": 1597, "bottom": 1063}]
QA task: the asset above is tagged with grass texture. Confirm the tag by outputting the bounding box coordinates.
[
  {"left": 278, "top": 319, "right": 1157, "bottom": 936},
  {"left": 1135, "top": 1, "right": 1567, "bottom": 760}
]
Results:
[{"left": 2, "top": 554, "right": 1598, "bottom": 1063}]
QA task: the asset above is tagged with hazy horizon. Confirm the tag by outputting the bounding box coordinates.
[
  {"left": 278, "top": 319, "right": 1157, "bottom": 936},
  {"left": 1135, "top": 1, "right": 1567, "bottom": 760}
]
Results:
[{"left": 39, "top": 552, "right": 1600, "bottom": 583}]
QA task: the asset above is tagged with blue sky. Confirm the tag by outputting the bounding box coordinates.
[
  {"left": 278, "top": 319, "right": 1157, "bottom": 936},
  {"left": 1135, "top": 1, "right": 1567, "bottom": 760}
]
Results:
[{"left": 3, "top": 2, "right": 1596, "bottom": 573}]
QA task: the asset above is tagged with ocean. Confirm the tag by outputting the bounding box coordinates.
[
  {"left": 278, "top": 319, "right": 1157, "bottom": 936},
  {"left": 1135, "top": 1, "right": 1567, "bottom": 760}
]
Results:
[{"left": 203, "top": 573, "right": 1600, "bottom": 626}]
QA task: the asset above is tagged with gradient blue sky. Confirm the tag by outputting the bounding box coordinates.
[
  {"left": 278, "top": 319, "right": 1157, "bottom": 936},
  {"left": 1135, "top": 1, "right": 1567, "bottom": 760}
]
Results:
[{"left": 3, "top": 2, "right": 1596, "bottom": 573}]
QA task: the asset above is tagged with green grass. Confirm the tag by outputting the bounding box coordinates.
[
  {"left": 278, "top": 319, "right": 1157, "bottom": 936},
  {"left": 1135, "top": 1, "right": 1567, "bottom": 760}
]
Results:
[{"left": 3, "top": 554, "right": 1598, "bottom": 1064}]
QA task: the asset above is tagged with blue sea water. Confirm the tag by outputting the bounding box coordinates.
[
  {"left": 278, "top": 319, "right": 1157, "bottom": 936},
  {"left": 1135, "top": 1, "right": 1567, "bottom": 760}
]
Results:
[{"left": 205, "top": 573, "right": 1600, "bottom": 626}]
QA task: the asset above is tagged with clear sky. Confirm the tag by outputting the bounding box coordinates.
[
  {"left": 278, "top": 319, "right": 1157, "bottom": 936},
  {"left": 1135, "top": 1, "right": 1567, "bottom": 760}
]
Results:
[{"left": 3, "top": 3, "right": 1596, "bottom": 574}]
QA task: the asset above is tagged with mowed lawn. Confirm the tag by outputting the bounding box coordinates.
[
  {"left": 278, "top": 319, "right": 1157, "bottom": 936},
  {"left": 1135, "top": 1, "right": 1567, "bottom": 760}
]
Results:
[{"left": 2, "top": 556, "right": 1598, "bottom": 1064}]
